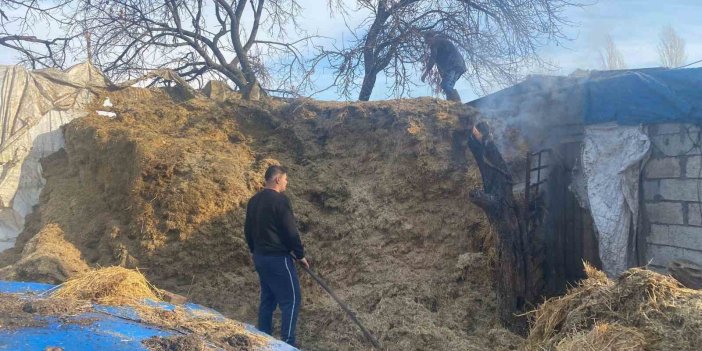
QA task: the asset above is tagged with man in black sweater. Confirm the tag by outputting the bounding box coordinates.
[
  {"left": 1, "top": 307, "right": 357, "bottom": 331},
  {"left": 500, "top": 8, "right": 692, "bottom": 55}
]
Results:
[
  {"left": 245, "top": 165, "right": 308, "bottom": 347},
  {"left": 421, "top": 31, "right": 467, "bottom": 102}
]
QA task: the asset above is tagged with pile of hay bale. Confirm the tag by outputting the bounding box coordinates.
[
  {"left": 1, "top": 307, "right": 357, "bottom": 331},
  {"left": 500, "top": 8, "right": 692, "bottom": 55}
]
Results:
[{"left": 525, "top": 264, "right": 702, "bottom": 351}]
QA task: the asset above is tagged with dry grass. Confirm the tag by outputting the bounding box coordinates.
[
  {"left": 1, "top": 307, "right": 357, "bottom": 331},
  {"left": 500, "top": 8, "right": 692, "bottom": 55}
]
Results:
[
  {"left": 0, "top": 224, "right": 90, "bottom": 284},
  {"left": 525, "top": 263, "right": 702, "bottom": 351},
  {"left": 555, "top": 323, "right": 645, "bottom": 351},
  {"left": 51, "top": 266, "right": 162, "bottom": 305}
]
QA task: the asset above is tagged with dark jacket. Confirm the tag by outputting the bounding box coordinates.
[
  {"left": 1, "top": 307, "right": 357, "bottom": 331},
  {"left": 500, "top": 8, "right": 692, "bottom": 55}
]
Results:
[
  {"left": 429, "top": 37, "right": 467, "bottom": 75},
  {"left": 244, "top": 189, "right": 305, "bottom": 259}
]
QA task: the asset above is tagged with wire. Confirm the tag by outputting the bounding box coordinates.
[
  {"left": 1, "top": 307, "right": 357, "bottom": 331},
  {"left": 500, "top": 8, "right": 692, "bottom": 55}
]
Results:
[{"left": 676, "top": 58, "right": 702, "bottom": 69}]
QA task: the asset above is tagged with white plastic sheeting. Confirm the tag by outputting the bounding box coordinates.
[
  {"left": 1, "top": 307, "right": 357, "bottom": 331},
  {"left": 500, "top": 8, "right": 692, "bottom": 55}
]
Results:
[
  {"left": 0, "top": 63, "right": 108, "bottom": 251},
  {"left": 581, "top": 123, "right": 650, "bottom": 277}
]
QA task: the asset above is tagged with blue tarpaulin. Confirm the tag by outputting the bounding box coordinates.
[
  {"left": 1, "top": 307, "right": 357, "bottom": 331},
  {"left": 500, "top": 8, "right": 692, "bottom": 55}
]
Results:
[
  {"left": 468, "top": 67, "right": 702, "bottom": 127},
  {"left": 583, "top": 68, "right": 702, "bottom": 125},
  {"left": 0, "top": 281, "right": 298, "bottom": 351}
]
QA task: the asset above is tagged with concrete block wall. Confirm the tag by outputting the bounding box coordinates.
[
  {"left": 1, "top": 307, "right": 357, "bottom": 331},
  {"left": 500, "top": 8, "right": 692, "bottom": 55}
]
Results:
[{"left": 643, "top": 123, "right": 702, "bottom": 271}]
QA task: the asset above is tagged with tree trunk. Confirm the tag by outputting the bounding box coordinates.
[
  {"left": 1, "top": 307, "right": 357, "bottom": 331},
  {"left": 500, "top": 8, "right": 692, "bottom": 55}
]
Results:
[
  {"left": 226, "top": 56, "right": 261, "bottom": 101},
  {"left": 242, "top": 80, "right": 261, "bottom": 101},
  {"left": 358, "top": 2, "right": 389, "bottom": 102},
  {"left": 358, "top": 72, "right": 377, "bottom": 101},
  {"left": 465, "top": 120, "right": 537, "bottom": 335}
]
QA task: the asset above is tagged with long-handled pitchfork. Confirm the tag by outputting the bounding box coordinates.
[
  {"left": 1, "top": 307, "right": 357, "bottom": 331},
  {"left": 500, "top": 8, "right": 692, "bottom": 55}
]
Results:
[{"left": 299, "top": 264, "right": 382, "bottom": 350}]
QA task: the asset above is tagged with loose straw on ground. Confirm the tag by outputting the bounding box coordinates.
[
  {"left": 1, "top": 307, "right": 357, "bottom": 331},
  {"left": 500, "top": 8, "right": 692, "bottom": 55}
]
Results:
[{"left": 51, "top": 266, "right": 162, "bottom": 306}]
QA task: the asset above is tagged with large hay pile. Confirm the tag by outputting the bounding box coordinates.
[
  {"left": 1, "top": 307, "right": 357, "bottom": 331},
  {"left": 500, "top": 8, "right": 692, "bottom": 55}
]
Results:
[
  {"left": 5, "top": 85, "right": 701, "bottom": 350},
  {"left": 0, "top": 89, "right": 523, "bottom": 350},
  {"left": 526, "top": 264, "right": 702, "bottom": 351}
]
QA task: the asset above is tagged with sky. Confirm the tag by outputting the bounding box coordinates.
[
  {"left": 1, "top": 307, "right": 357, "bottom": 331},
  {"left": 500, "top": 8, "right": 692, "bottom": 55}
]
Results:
[
  {"left": 535, "top": 1, "right": 702, "bottom": 74},
  {"left": 301, "top": 0, "right": 702, "bottom": 101},
  {"left": 2, "top": 0, "right": 701, "bottom": 102}
]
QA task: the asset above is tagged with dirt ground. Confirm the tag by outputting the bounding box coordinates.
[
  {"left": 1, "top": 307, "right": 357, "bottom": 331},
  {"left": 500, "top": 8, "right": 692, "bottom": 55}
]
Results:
[{"left": 0, "top": 88, "right": 521, "bottom": 350}]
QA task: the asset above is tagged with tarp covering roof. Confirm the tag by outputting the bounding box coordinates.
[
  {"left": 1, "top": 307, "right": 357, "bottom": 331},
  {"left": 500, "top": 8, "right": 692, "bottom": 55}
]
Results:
[
  {"left": 584, "top": 68, "right": 702, "bottom": 125},
  {"left": 469, "top": 67, "right": 702, "bottom": 126}
]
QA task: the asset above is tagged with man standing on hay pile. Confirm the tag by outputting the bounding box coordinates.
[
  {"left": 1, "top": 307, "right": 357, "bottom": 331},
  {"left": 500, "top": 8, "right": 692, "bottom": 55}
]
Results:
[
  {"left": 421, "top": 30, "right": 467, "bottom": 102},
  {"left": 245, "top": 165, "right": 309, "bottom": 348}
]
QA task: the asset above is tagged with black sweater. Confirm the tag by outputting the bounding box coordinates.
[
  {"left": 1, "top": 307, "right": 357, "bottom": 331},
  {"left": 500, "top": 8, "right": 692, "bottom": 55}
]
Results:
[
  {"left": 429, "top": 38, "right": 466, "bottom": 75},
  {"left": 244, "top": 189, "right": 305, "bottom": 259}
]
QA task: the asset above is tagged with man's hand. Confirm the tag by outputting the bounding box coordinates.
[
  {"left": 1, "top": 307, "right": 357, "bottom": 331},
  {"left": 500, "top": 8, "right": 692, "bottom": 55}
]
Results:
[
  {"left": 297, "top": 257, "right": 310, "bottom": 269},
  {"left": 472, "top": 125, "right": 483, "bottom": 142}
]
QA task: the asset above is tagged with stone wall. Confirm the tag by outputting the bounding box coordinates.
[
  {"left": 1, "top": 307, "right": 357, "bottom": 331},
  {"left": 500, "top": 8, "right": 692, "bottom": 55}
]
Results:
[{"left": 643, "top": 123, "right": 702, "bottom": 271}]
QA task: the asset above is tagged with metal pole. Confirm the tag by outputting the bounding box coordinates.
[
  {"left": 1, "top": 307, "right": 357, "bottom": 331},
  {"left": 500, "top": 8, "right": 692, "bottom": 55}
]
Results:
[
  {"left": 299, "top": 265, "right": 382, "bottom": 349},
  {"left": 524, "top": 151, "right": 532, "bottom": 232}
]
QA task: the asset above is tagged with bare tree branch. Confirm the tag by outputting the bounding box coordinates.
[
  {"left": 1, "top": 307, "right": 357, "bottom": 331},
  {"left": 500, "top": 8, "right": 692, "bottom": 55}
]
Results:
[
  {"left": 0, "top": 0, "right": 77, "bottom": 68},
  {"left": 68, "top": 0, "right": 320, "bottom": 99},
  {"left": 317, "top": 0, "right": 585, "bottom": 101}
]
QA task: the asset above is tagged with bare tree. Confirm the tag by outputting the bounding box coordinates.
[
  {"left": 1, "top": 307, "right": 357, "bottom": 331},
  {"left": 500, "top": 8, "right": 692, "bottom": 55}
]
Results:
[
  {"left": 1, "top": 1, "right": 319, "bottom": 99},
  {"left": 658, "top": 25, "right": 686, "bottom": 68},
  {"left": 0, "top": 0, "right": 80, "bottom": 68},
  {"left": 317, "top": 0, "right": 582, "bottom": 101},
  {"left": 72, "top": 0, "right": 322, "bottom": 98},
  {"left": 599, "top": 34, "right": 626, "bottom": 70}
]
